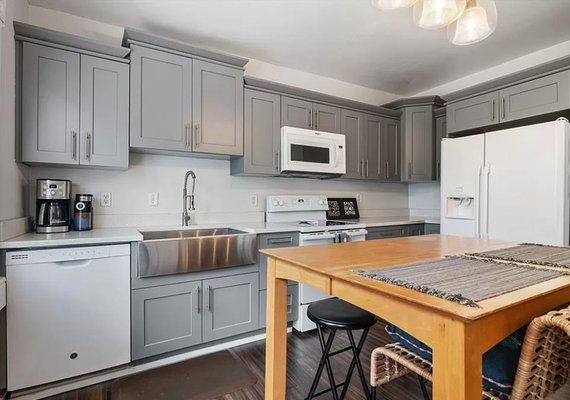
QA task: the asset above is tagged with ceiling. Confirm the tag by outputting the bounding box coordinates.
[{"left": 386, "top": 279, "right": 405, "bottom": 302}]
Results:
[{"left": 28, "top": 0, "right": 570, "bottom": 95}]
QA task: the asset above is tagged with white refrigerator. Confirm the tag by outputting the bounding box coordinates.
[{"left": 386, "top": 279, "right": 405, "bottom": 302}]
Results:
[{"left": 441, "top": 119, "right": 570, "bottom": 246}]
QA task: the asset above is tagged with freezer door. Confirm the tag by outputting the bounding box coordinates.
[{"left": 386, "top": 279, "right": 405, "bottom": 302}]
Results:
[
  {"left": 484, "top": 120, "right": 570, "bottom": 245},
  {"left": 440, "top": 134, "right": 485, "bottom": 237}
]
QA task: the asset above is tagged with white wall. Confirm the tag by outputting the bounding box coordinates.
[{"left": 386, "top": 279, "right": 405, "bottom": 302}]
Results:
[
  {"left": 0, "top": 0, "right": 29, "bottom": 236},
  {"left": 28, "top": 154, "right": 409, "bottom": 228}
]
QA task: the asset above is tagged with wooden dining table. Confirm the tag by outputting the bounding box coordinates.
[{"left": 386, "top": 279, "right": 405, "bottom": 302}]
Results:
[{"left": 261, "top": 235, "right": 570, "bottom": 400}]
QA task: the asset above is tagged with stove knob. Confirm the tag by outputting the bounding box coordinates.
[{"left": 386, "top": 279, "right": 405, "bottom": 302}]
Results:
[
  {"left": 278, "top": 200, "right": 284, "bottom": 206},
  {"left": 272, "top": 200, "right": 279, "bottom": 206},
  {"left": 50, "top": 189, "right": 56, "bottom": 195}
]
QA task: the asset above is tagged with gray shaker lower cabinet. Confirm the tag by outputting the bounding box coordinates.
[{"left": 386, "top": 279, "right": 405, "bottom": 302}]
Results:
[
  {"left": 258, "top": 232, "right": 299, "bottom": 290},
  {"left": 231, "top": 88, "right": 281, "bottom": 176},
  {"left": 132, "top": 281, "right": 202, "bottom": 360},
  {"left": 425, "top": 224, "right": 440, "bottom": 234},
  {"left": 21, "top": 42, "right": 80, "bottom": 165},
  {"left": 366, "top": 226, "right": 408, "bottom": 240},
  {"left": 202, "top": 273, "right": 259, "bottom": 343},
  {"left": 192, "top": 60, "right": 244, "bottom": 156},
  {"left": 259, "top": 285, "right": 299, "bottom": 328},
  {"left": 80, "top": 55, "right": 129, "bottom": 169},
  {"left": 130, "top": 45, "right": 192, "bottom": 152}
]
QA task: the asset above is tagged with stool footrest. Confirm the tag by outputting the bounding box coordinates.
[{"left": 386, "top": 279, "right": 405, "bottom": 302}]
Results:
[
  {"left": 327, "top": 346, "right": 352, "bottom": 358},
  {"left": 307, "top": 381, "right": 347, "bottom": 399}
]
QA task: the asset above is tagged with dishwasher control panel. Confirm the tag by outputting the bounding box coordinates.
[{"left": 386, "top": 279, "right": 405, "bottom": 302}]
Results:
[{"left": 6, "top": 244, "right": 130, "bottom": 265}]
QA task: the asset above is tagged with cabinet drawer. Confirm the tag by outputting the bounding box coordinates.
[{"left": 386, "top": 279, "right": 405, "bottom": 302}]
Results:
[
  {"left": 366, "top": 226, "right": 407, "bottom": 240},
  {"left": 132, "top": 281, "right": 202, "bottom": 360},
  {"left": 259, "top": 232, "right": 299, "bottom": 290},
  {"left": 259, "top": 285, "right": 298, "bottom": 328},
  {"left": 202, "top": 273, "right": 259, "bottom": 343}
]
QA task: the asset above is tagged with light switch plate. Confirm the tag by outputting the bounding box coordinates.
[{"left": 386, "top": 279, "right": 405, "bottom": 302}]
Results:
[
  {"left": 100, "top": 192, "right": 112, "bottom": 208},
  {"left": 250, "top": 194, "right": 259, "bottom": 208},
  {"left": 148, "top": 192, "right": 159, "bottom": 207}
]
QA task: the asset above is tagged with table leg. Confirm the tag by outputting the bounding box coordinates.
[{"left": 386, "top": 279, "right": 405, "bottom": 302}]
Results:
[
  {"left": 265, "top": 257, "right": 289, "bottom": 400},
  {"left": 432, "top": 319, "right": 482, "bottom": 400}
]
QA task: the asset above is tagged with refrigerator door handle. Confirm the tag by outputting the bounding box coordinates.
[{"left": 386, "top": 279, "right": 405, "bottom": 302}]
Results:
[
  {"left": 481, "top": 164, "right": 491, "bottom": 238},
  {"left": 475, "top": 165, "right": 482, "bottom": 238}
]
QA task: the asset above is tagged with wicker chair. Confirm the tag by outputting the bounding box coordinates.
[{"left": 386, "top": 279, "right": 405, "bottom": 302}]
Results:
[{"left": 370, "top": 305, "right": 570, "bottom": 400}]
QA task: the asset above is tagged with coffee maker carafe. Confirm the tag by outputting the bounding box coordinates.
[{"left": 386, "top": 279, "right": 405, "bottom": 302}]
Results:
[{"left": 35, "top": 179, "right": 71, "bottom": 233}]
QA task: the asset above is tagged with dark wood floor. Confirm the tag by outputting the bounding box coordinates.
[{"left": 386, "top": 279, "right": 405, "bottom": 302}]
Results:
[{"left": 42, "top": 322, "right": 427, "bottom": 400}]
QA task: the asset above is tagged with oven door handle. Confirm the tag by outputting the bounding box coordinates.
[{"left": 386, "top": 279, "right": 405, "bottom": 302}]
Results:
[{"left": 300, "top": 232, "right": 338, "bottom": 242}]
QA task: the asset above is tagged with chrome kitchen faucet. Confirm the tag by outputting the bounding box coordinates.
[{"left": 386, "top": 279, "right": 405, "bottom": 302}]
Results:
[{"left": 182, "top": 170, "right": 196, "bottom": 226}]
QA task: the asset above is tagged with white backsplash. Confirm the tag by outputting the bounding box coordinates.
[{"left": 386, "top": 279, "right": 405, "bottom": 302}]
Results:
[
  {"left": 28, "top": 153, "right": 410, "bottom": 228},
  {"left": 408, "top": 182, "right": 441, "bottom": 219}
]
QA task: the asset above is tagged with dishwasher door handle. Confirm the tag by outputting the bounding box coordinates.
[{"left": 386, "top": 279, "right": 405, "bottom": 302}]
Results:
[{"left": 54, "top": 259, "right": 93, "bottom": 268}]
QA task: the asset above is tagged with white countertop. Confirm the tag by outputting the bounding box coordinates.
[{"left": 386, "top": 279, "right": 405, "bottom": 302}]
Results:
[
  {"left": 0, "top": 277, "right": 6, "bottom": 311},
  {"left": 0, "top": 228, "right": 143, "bottom": 250},
  {"left": 0, "top": 218, "right": 439, "bottom": 250}
]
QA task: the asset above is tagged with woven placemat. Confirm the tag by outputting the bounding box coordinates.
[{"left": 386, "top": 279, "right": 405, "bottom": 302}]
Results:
[
  {"left": 354, "top": 256, "right": 564, "bottom": 307},
  {"left": 468, "top": 243, "right": 570, "bottom": 270}
]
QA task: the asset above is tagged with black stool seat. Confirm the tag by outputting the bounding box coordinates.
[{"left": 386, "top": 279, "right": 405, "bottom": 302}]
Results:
[{"left": 307, "top": 297, "right": 376, "bottom": 330}]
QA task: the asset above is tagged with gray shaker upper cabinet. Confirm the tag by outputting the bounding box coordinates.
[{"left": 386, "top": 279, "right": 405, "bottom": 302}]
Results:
[
  {"left": 281, "top": 96, "right": 313, "bottom": 129},
  {"left": 192, "top": 60, "right": 244, "bottom": 156},
  {"left": 231, "top": 89, "right": 281, "bottom": 176},
  {"left": 80, "top": 55, "right": 129, "bottom": 169},
  {"left": 340, "top": 109, "right": 365, "bottom": 179},
  {"left": 402, "top": 105, "right": 435, "bottom": 182},
  {"left": 130, "top": 45, "right": 192, "bottom": 152},
  {"left": 499, "top": 70, "right": 570, "bottom": 123},
  {"left": 446, "top": 91, "right": 499, "bottom": 134},
  {"left": 383, "top": 118, "right": 401, "bottom": 182},
  {"left": 21, "top": 42, "right": 80, "bottom": 165},
  {"left": 281, "top": 96, "right": 340, "bottom": 132},
  {"left": 434, "top": 108, "right": 447, "bottom": 181},
  {"left": 362, "top": 113, "right": 384, "bottom": 180},
  {"left": 313, "top": 103, "right": 341, "bottom": 133}
]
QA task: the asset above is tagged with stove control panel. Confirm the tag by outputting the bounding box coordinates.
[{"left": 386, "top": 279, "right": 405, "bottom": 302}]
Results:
[{"left": 266, "top": 195, "right": 328, "bottom": 212}]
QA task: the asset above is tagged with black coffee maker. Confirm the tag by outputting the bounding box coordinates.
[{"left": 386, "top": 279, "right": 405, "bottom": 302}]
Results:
[{"left": 35, "top": 179, "right": 71, "bottom": 233}]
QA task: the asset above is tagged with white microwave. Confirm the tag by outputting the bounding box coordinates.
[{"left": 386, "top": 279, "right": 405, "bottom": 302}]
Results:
[{"left": 280, "top": 126, "right": 346, "bottom": 178}]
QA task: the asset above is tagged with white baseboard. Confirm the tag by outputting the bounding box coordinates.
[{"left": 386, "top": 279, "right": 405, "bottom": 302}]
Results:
[{"left": 11, "top": 328, "right": 292, "bottom": 400}]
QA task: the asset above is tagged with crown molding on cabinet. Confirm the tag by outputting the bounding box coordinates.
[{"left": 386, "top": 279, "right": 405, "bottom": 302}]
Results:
[{"left": 383, "top": 95, "right": 446, "bottom": 110}]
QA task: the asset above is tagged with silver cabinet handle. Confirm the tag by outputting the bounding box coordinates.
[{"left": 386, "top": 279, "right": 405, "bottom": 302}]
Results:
[
  {"left": 71, "top": 131, "right": 77, "bottom": 160},
  {"left": 194, "top": 123, "right": 201, "bottom": 148},
  {"left": 185, "top": 123, "right": 191, "bottom": 148},
  {"left": 502, "top": 97, "right": 506, "bottom": 119},
  {"left": 274, "top": 152, "right": 280, "bottom": 171},
  {"left": 491, "top": 99, "right": 495, "bottom": 121},
  {"left": 408, "top": 162, "right": 412, "bottom": 180},
  {"left": 315, "top": 110, "right": 319, "bottom": 130},
  {"left": 385, "top": 161, "right": 389, "bottom": 179},
  {"left": 360, "top": 159, "right": 364, "bottom": 177},
  {"left": 85, "top": 133, "right": 91, "bottom": 161},
  {"left": 366, "top": 159, "right": 369, "bottom": 177},
  {"left": 207, "top": 285, "right": 213, "bottom": 312},
  {"left": 309, "top": 109, "right": 313, "bottom": 129},
  {"left": 437, "top": 161, "right": 441, "bottom": 180},
  {"left": 195, "top": 286, "right": 201, "bottom": 314}
]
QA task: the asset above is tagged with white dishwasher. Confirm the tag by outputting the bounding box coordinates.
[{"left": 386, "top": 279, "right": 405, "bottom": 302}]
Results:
[{"left": 6, "top": 244, "right": 131, "bottom": 391}]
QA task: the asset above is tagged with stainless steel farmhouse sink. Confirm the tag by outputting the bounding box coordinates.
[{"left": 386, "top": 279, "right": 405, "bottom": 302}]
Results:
[{"left": 137, "top": 228, "right": 258, "bottom": 277}]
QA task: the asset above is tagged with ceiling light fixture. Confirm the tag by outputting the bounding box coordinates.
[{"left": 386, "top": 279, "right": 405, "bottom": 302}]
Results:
[
  {"left": 370, "top": 0, "right": 419, "bottom": 11},
  {"left": 413, "top": 0, "right": 466, "bottom": 30},
  {"left": 448, "top": 0, "right": 497, "bottom": 45}
]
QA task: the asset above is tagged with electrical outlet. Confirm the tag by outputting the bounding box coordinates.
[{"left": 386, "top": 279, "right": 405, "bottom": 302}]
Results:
[
  {"left": 250, "top": 194, "right": 259, "bottom": 208},
  {"left": 148, "top": 192, "right": 159, "bottom": 207},
  {"left": 355, "top": 193, "right": 362, "bottom": 202},
  {"left": 100, "top": 192, "right": 112, "bottom": 208}
]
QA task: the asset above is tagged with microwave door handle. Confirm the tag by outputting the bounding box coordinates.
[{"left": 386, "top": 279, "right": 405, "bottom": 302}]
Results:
[{"left": 332, "top": 145, "right": 339, "bottom": 167}]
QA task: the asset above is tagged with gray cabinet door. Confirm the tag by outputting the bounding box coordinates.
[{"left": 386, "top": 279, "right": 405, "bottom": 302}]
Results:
[
  {"left": 425, "top": 223, "right": 440, "bottom": 234},
  {"left": 406, "top": 224, "right": 425, "bottom": 236},
  {"left": 132, "top": 281, "right": 202, "bottom": 360},
  {"left": 80, "top": 55, "right": 129, "bottom": 169},
  {"left": 383, "top": 118, "right": 401, "bottom": 182},
  {"left": 363, "top": 113, "right": 384, "bottom": 180},
  {"left": 500, "top": 71, "right": 570, "bottom": 123},
  {"left": 281, "top": 96, "right": 312, "bottom": 129},
  {"left": 340, "top": 109, "right": 364, "bottom": 179},
  {"left": 447, "top": 91, "right": 499, "bottom": 134},
  {"left": 402, "top": 106, "right": 434, "bottom": 182},
  {"left": 259, "top": 285, "right": 298, "bottom": 328},
  {"left": 130, "top": 45, "right": 192, "bottom": 152},
  {"left": 258, "top": 232, "right": 299, "bottom": 290},
  {"left": 434, "top": 112, "right": 447, "bottom": 181},
  {"left": 236, "top": 88, "right": 281, "bottom": 175},
  {"left": 21, "top": 42, "right": 80, "bottom": 165},
  {"left": 202, "top": 273, "right": 259, "bottom": 343},
  {"left": 314, "top": 103, "right": 341, "bottom": 133},
  {"left": 192, "top": 60, "right": 244, "bottom": 156}
]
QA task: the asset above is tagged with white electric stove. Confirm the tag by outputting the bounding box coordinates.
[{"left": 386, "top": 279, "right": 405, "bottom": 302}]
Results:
[{"left": 266, "top": 195, "right": 367, "bottom": 332}]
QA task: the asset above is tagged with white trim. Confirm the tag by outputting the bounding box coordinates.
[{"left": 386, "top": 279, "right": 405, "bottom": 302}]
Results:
[{"left": 11, "top": 329, "right": 292, "bottom": 400}]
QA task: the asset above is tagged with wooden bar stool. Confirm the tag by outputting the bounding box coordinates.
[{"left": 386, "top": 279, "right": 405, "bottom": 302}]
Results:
[{"left": 305, "top": 297, "right": 376, "bottom": 400}]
